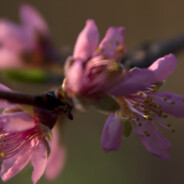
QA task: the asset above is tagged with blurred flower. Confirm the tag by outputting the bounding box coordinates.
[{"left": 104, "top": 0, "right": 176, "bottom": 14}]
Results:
[
  {"left": 0, "top": 4, "right": 60, "bottom": 69},
  {"left": 64, "top": 19, "right": 184, "bottom": 159},
  {"left": 0, "top": 84, "right": 65, "bottom": 184}
]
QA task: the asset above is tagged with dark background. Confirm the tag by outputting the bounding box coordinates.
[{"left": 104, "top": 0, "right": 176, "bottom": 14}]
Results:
[{"left": 1, "top": 0, "right": 184, "bottom": 184}]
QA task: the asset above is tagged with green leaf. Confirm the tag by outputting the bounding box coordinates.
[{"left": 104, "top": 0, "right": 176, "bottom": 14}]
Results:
[
  {"left": 94, "top": 94, "right": 120, "bottom": 113},
  {"left": 121, "top": 119, "right": 132, "bottom": 137},
  {"left": 2, "top": 69, "right": 63, "bottom": 84}
]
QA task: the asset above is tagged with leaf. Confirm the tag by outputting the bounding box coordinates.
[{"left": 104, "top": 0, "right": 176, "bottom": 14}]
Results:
[{"left": 2, "top": 69, "right": 63, "bottom": 84}]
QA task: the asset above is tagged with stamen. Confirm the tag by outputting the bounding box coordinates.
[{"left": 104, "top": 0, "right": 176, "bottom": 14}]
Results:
[
  {"left": 143, "top": 114, "right": 152, "bottom": 120},
  {"left": 96, "top": 47, "right": 103, "bottom": 53},
  {"left": 144, "top": 131, "right": 150, "bottom": 137},
  {"left": 114, "top": 46, "right": 124, "bottom": 54},
  {"left": 163, "top": 97, "right": 168, "bottom": 101},
  {"left": 171, "top": 101, "right": 175, "bottom": 104},
  {"left": 150, "top": 85, "right": 159, "bottom": 93},
  {"left": 133, "top": 102, "right": 139, "bottom": 108},
  {"left": 0, "top": 152, "right": 5, "bottom": 158}
]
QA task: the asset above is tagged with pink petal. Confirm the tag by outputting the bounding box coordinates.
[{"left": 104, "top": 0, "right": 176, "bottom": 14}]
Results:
[
  {"left": 31, "top": 141, "right": 48, "bottom": 184},
  {"left": 0, "top": 19, "right": 29, "bottom": 52},
  {"left": 66, "top": 60, "right": 89, "bottom": 94},
  {"left": 133, "top": 119, "right": 171, "bottom": 160},
  {"left": 0, "top": 49, "right": 23, "bottom": 69},
  {"left": 101, "top": 114, "right": 124, "bottom": 152},
  {"left": 97, "top": 26, "right": 126, "bottom": 60},
  {"left": 45, "top": 127, "right": 66, "bottom": 180},
  {"left": 73, "top": 19, "right": 99, "bottom": 62},
  {"left": 151, "top": 91, "right": 184, "bottom": 117},
  {"left": 0, "top": 112, "right": 35, "bottom": 132},
  {"left": 149, "top": 54, "right": 177, "bottom": 82},
  {"left": 0, "top": 83, "right": 11, "bottom": 92},
  {"left": 20, "top": 4, "right": 49, "bottom": 36},
  {"left": 108, "top": 68, "right": 155, "bottom": 96},
  {"left": 0, "top": 144, "right": 32, "bottom": 182}
]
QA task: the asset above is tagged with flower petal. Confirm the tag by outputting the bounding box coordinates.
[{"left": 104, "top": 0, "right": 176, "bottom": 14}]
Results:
[
  {"left": 0, "top": 19, "right": 29, "bottom": 52},
  {"left": 97, "top": 27, "right": 126, "bottom": 60},
  {"left": 108, "top": 68, "right": 155, "bottom": 96},
  {"left": 133, "top": 119, "right": 171, "bottom": 160},
  {"left": 149, "top": 54, "right": 177, "bottom": 82},
  {"left": 66, "top": 60, "right": 88, "bottom": 95},
  {"left": 20, "top": 4, "right": 49, "bottom": 36},
  {"left": 73, "top": 19, "right": 99, "bottom": 62},
  {"left": 101, "top": 114, "right": 124, "bottom": 152},
  {"left": 45, "top": 127, "right": 66, "bottom": 180},
  {"left": 0, "top": 49, "right": 23, "bottom": 69},
  {"left": 151, "top": 91, "right": 184, "bottom": 117},
  {"left": 31, "top": 141, "right": 48, "bottom": 184},
  {"left": 0, "top": 144, "right": 32, "bottom": 182},
  {"left": 0, "top": 112, "right": 35, "bottom": 132}
]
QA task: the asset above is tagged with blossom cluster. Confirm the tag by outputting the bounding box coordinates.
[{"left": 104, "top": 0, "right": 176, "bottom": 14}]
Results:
[
  {"left": 64, "top": 19, "right": 184, "bottom": 160},
  {"left": 0, "top": 3, "right": 184, "bottom": 184}
]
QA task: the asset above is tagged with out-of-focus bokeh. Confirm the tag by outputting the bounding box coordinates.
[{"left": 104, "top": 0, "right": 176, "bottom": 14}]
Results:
[{"left": 1, "top": 0, "right": 184, "bottom": 183}]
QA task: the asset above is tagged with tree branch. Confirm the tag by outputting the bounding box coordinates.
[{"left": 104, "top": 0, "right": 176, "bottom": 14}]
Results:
[
  {"left": 1, "top": 33, "right": 184, "bottom": 114},
  {"left": 0, "top": 90, "right": 73, "bottom": 119},
  {"left": 122, "top": 33, "right": 184, "bottom": 68}
]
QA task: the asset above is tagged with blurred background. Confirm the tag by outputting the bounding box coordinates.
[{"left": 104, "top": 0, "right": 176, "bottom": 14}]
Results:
[{"left": 1, "top": 0, "right": 184, "bottom": 183}]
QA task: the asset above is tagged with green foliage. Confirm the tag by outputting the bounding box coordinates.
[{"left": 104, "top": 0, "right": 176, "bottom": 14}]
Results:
[{"left": 2, "top": 69, "right": 62, "bottom": 84}]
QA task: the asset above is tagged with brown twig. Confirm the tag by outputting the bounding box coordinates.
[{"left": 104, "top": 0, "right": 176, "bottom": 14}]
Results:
[
  {"left": 122, "top": 33, "right": 184, "bottom": 68},
  {"left": 1, "top": 33, "right": 184, "bottom": 112},
  {"left": 0, "top": 90, "right": 73, "bottom": 119}
]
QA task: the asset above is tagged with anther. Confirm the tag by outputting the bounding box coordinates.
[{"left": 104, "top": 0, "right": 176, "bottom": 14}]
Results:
[
  {"left": 97, "top": 47, "right": 103, "bottom": 53},
  {"left": 0, "top": 152, "right": 5, "bottom": 158},
  {"left": 143, "top": 114, "right": 152, "bottom": 120},
  {"left": 144, "top": 131, "right": 150, "bottom": 137},
  {"left": 114, "top": 46, "right": 124, "bottom": 54},
  {"left": 171, "top": 101, "right": 175, "bottom": 104},
  {"left": 137, "top": 92, "right": 143, "bottom": 97},
  {"left": 164, "top": 97, "right": 168, "bottom": 101},
  {"left": 133, "top": 102, "right": 139, "bottom": 108}
]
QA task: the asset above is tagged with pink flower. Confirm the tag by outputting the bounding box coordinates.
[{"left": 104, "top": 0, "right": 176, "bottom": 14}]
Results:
[
  {"left": 0, "top": 4, "right": 58, "bottom": 69},
  {"left": 101, "top": 54, "right": 184, "bottom": 159},
  {"left": 64, "top": 20, "right": 184, "bottom": 159},
  {"left": 0, "top": 84, "right": 65, "bottom": 183},
  {"left": 65, "top": 20, "right": 155, "bottom": 101},
  {"left": 45, "top": 126, "right": 66, "bottom": 181}
]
